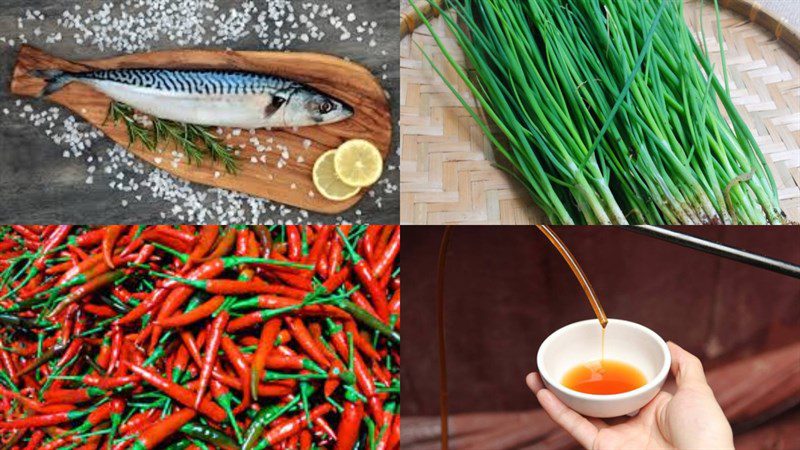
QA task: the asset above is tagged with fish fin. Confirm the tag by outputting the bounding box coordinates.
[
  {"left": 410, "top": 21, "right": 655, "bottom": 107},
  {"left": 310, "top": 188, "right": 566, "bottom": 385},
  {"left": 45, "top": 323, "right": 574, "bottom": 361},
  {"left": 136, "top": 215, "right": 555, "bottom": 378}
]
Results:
[
  {"left": 30, "top": 69, "right": 74, "bottom": 97},
  {"left": 264, "top": 95, "right": 287, "bottom": 118}
]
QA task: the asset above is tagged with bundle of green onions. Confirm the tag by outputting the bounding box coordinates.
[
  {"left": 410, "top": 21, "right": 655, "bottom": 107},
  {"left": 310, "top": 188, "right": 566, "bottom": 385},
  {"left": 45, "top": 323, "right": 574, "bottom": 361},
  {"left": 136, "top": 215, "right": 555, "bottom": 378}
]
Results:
[{"left": 410, "top": 0, "right": 786, "bottom": 224}]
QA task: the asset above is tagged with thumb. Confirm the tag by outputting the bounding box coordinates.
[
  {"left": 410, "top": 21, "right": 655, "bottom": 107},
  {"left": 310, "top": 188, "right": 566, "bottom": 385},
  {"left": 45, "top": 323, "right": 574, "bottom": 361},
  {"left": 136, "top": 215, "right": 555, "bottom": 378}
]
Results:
[
  {"left": 667, "top": 341, "right": 708, "bottom": 388},
  {"left": 651, "top": 391, "right": 675, "bottom": 444}
]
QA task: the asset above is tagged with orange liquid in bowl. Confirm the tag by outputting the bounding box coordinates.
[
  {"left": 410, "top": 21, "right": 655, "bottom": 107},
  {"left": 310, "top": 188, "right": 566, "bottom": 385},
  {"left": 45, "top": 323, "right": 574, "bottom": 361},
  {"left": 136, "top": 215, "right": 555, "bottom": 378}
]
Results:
[{"left": 562, "top": 359, "right": 647, "bottom": 395}]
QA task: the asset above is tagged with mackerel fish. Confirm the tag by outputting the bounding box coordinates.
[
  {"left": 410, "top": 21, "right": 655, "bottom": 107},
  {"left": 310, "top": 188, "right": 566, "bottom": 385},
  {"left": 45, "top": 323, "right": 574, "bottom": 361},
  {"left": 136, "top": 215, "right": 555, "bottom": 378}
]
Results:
[{"left": 35, "top": 68, "right": 354, "bottom": 129}]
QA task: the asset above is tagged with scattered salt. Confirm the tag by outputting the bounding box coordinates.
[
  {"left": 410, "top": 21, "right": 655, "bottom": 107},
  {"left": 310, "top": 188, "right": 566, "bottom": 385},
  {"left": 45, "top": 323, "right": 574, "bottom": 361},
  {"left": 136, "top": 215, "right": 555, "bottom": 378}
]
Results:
[{"left": 1, "top": 0, "right": 395, "bottom": 223}]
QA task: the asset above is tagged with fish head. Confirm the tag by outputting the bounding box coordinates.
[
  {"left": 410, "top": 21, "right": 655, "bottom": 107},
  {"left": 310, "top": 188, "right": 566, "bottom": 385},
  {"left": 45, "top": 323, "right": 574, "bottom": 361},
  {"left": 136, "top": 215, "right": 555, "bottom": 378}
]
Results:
[{"left": 280, "top": 89, "right": 353, "bottom": 127}]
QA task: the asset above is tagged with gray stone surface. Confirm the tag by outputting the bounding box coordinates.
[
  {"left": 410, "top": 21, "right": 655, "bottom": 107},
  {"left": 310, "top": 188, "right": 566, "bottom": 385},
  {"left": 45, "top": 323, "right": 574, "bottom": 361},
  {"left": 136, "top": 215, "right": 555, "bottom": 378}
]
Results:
[{"left": 0, "top": 0, "right": 399, "bottom": 223}]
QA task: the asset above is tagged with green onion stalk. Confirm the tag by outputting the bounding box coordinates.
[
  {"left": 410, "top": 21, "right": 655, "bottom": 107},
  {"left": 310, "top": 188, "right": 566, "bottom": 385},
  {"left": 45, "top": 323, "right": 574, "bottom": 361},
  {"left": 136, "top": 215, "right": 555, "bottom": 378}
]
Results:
[{"left": 410, "top": 0, "right": 785, "bottom": 224}]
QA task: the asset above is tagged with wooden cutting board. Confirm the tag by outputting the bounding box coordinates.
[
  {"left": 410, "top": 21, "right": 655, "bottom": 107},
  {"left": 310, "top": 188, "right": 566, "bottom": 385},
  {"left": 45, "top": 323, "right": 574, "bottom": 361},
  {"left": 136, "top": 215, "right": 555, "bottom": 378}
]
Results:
[{"left": 10, "top": 45, "right": 392, "bottom": 214}]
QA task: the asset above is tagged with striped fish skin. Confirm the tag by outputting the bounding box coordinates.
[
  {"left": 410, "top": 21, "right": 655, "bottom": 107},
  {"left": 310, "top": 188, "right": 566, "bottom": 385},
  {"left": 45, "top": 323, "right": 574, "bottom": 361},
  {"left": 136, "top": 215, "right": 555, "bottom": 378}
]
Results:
[{"left": 43, "top": 68, "right": 353, "bottom": 129}]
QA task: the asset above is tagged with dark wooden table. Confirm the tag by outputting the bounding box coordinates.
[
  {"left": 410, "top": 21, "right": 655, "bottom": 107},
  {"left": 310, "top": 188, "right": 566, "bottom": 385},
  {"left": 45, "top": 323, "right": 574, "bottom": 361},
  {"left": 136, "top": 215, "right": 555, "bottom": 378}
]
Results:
[{"left": 0, "top": 0, "right": 398, "bottom": 223}]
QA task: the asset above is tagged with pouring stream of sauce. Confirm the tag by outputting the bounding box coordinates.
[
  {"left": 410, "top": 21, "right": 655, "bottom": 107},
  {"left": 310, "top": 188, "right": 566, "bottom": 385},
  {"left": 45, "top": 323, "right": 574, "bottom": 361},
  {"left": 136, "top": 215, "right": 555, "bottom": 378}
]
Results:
[
  {"left": 536, "top": 225, "right": 608, "bottom": 328},
  {"left": 436, "top": 226, "right": 607, "bottom": 449}
]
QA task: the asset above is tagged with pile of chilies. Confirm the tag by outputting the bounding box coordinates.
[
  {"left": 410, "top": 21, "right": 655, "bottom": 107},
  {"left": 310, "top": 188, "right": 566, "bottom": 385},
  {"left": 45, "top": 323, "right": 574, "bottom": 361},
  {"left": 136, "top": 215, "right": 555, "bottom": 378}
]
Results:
[
  {"left": 0, "top": 225, "right": 400, "bottom": 450},
  {"left": 412, "top": 0, "right": 786, "bottom": 224}
]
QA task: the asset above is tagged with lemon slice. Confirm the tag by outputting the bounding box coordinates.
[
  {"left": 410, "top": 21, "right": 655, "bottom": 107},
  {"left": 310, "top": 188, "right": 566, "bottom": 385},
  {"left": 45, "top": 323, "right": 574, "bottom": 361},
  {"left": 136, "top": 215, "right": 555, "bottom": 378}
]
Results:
[
  {"left": 333, "top": 139, "right": 383, "bottom": 187},
  {"left": 313, "top": 150, "right": 360, "bottom": 201}
]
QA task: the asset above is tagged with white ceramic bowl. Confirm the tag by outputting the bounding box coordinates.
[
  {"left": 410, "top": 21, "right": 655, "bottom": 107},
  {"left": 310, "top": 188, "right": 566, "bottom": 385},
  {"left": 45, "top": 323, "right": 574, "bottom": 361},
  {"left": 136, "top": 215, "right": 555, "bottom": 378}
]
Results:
[{"left": 536, "top": 318, "right": 670, "bottom": 418}]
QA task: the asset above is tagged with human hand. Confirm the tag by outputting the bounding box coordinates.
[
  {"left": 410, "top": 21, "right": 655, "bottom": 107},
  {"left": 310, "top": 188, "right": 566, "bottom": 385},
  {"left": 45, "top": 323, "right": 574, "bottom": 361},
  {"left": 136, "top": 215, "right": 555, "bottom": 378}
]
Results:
[{"left": 526, "top": 342, "right": 734, "bottom": 450}]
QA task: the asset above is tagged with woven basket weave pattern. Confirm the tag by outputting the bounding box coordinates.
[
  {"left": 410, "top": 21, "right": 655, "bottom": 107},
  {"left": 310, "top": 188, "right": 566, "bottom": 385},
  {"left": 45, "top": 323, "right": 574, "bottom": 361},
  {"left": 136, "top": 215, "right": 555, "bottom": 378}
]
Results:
[{"left": 400, "top": 1, "right": 800, "bottom": 224}]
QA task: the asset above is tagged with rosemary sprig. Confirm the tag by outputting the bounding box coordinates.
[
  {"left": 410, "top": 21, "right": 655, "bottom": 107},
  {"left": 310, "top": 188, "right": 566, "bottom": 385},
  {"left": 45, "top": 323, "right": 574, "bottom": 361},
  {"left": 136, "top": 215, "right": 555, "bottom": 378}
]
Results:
[
  {"left": 107, "top": 102, "right": 155, "bottom": 151},
  {"left": 106, "top": 101, "right": 239, "bottom": 174}
]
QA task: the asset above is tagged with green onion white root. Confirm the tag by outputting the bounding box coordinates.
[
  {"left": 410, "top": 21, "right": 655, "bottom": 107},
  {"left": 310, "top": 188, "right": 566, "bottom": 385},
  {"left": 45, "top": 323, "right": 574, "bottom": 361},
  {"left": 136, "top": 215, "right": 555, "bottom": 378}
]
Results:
[{"left": 411, "top": 0, "right": 785, "bottom": 225}]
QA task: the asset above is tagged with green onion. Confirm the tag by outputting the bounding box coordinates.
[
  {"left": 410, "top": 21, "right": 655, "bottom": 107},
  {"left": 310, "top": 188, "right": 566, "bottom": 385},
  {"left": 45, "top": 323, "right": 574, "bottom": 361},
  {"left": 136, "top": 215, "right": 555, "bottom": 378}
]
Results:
[{"left": 410, "top": 0, "right": 785, "bottom": 224}]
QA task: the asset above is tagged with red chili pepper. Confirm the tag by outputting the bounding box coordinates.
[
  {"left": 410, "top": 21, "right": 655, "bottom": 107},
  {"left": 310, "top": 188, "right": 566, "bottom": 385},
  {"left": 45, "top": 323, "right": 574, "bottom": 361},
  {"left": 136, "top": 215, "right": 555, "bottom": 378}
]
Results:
[
  {"left": 316, "top": 245, "right": 331, "bottom": 279},
  {"left": 22, "top": 430, "right": 45, "bottom": 450},
  {"left": 156, "top": 295, "right": 225, "bottom": 328},
  {"left": 0, "top": 239, "right": 17, "bottom": 253},
  {"left": 374, "top": 225, "right": 395, "bottom": 260},
  {"left": 300, "top": 429, "right": 312, "bottom": 450},
  {"left": 219, "top": 334, "right": 251, "bottom": 414},
  {"left": 322, "top": 267, "right": 351, "bottom": 294},
  {"left": 0, "top": 387, "right": 69, "bottom": 414},
  {"left": 178, "top": 329, "right": 205, "bottom": 369},
  {"left": 105, "top": 325, "right": 123, "bottom": 375},
  {"left": 286, "top": 226, "right": 302, "bottom": 261},
  {"left": 329, "top": 323, "right": 375, "bottom": 397},
  {"left": 0, "top": 408, "right": 89, "bottom": 429},
  {"left": 185, "top": 225, "right": 219, "bottom": 267},
  {"left": 39, "top": 435, "right": 76, "bottom": 450},
  {"left": 48, "top": 269, "right": 125, "bottom": 318},
  {"left": 125, "top": 363, "right": 226, "bottom": 422},
  {"left": 204, "top": 303, "right": 340, "bottom": 333},
  {"left": 235, "top": 228, "right": 251, "bottom": 257},
  {"left": 115, "top": 288, "right": 169, "bottom": 326},
  {"left": 315, "top": 416, "right": 338, "bottom": 441},
  {"left": 153, "top": 225, "right": 197, "bottom": 247},
  {"left": 163, "top": 275, "right": 314, "bottom": 297},
  {"left": 285, "top": 317, "right": 330, "bottom": 370},
  {"left": 42, "top": 387, "right": 103, "bottom": 404},
  {"left": 264, "top": 404, "right": 332, "bottom": 445},
  {"left": 161, "top": 255, "right": 298, "bottom": 290},
  {"left": 134, "top": 243, "right": 155, "bottom": 265},
  {"left": 55, "top": 338, "right": 85, "bottom": 369},
  {"left": 258, "top": 354, "right": 321, "bottom": 372},
  {"left": 345, "top": 281, "right": 380, "bottom": 319},
  {"left": 54, "top": 251, "right": 103, "bottom": 286},
  {"left": 102, "top": 225, "right": 125, "bottom": 269},
  {"left": 33, "top": 225, "right": 71, "bottom": 271},
  {"left": 372, "top": 226, "right": 399, "bottom": 278},
  {"left": 375, "top": 402, "right": 397, "bottom": 450},
  {"left": 305, "top": 226, "right": 331, "bottom": 264},
  {"left": 11, "top": 225, "right": 38, "bottom": 242},
  {"left": 250, "top": 318, "right": 281, "bottom": 400},
  {"left": 252, "top": 225, "right": 273, "bottom": 258},
  {"left": 84, "top": 397, "right": 125, "bottom": 427},
  {"left": 307, "top": 326, "right": 346, "bottom": 398},
  {"left": 195, "top": 310, "right": 227, "bottom": 410},
  {"left": 345, "top": 320, "right": 382, "bottom": 361},
  {"left": 334, "top": 401, "right": 364, "bottom": 450},
  {"left": 119, "top": 408, "right": 160, "bottom": 435},
  {"left": 71, "top": 374, "right": 139, "bottom": 390},
  {"left": 125, "top": 227, "right": 192, "bottom": 257},
  {"left": 74, "top": 228, "right": 105, "bottom": 247},
  {"left": 148, "top": 284, "right": 199, "bottom": 350},
  {"left": 272, "top": 271, "right": 313, "bottom": 290},
  {"left": 389, "top": 288, "right": 400, "bottom": 320},
  {"left": 200, "top": 227, "right": 237, "bottom": 262},
  {"left": 361, "top": 225, "right": 380, "bottom": 266},
  {"left": 337, "top": 230, "right": 389, "bottom": 322},
  {"left": 132, "top": 408, "right": 196, "bottom": 449},
  {"left": 0, "top": 225, "right": 398, "bottom": 449},
  {"left": 389, "top": 412, "right": 400, "bottom": 449}
]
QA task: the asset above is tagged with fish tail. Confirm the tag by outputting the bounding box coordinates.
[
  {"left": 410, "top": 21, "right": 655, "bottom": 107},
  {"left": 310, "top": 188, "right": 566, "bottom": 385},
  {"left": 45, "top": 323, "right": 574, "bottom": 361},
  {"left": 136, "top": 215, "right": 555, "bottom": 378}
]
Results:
[{"left": 30, "top": 69, "right": 75, "bottom": 97}]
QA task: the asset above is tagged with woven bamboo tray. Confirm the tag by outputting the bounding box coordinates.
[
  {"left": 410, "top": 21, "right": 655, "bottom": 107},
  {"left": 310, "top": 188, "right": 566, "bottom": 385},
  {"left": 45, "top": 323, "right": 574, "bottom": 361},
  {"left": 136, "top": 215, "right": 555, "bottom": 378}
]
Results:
[{"left": 400, "top": 0, "right": 800, "bottom": 225}]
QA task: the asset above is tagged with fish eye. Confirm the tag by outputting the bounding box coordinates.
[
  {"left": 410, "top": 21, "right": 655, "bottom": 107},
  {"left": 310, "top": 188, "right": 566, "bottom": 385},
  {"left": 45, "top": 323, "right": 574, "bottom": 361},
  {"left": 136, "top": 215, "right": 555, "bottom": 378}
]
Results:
[{"left": 320, "top": 101, "right": 335, "bottom": 114}]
